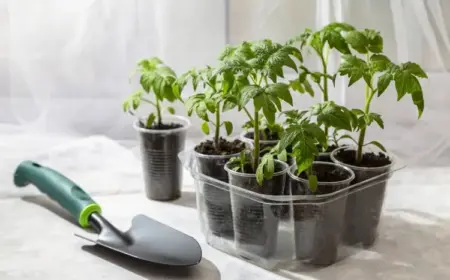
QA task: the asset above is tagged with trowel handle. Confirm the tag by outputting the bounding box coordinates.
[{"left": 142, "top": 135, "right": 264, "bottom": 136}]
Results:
[{"left": 13, "top": 160, "right": 102, "bottom": 228}]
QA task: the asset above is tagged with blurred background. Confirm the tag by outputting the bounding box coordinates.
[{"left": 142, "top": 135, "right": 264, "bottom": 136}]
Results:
[{"left": 0, "top": 0, "right": 448, "bottom": 166}]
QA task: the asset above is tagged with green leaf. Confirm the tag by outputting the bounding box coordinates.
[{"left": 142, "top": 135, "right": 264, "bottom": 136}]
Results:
[
  {"left": 240, "top": 85, "right": 262, "bottom": 108},
  {"left": 277, "top": 149, "right": 288, "bottom": 162},
  {"left": 404, "top": 62, "right": 428, "bottom": 78},
  {"left": 222, "top": 98, "right": 237, "bottom": 112},
  {"left": 364, "top": 140, "right": 387, "bottom": 152},
  {"left": 123, "top": 90, "right": 144, "bottom": 112},
  {"left": 377, "top": 72, "right": 393, "bottom": 96},
  {"left": 205, "top": 99, "right": 216, "bottom": 113},
  {"left": 370, "top": 54, "right": 391, "bottom": 72},
  {"left": 364, "top": 29, "right": 384, "bottom": 53},
  {"left": 266, "top": 83, "right": 293, "bottom": 105},
  {"left": 268, "top": 95, "right": 282, "bottom": 111},
  {"left": 370, "top": 113, "right": 384, "bottom": 129},
  {"left": 224, "top": 121, "right": 233, "bottom": 136},
  {"left": 303, "top": 80, "right": 314, "bottom": 97},
  {"left": 167, "top": 106, "right": 175, "bottom": 115},
  {"left": 256, "top": 164, "right": 265, "bottom": 185},
  {"left": 140, "top": 72, "right": 155, "bottom": 93},
  {"left": 201, "top": 121, "right": 210, "bottom": 135},
  {"left": 218, "top": 45, "right": 236, "bottom": 60},
  {"left": 290, "top": 79, "right": 304, "bottom": 93},
  {"left": 195, "top": 103, "right": 209, "bottom": 121},
  {"left": 310, "top": 102, "right": 353, "bottom": 131},
  {"left": 311, "top": 72, "right": 322, "bottom": 83},
  {"left": 325, "top": 22, "right": 356, "bottom": 32},
  {"left": 323, "top": 30, "right": 351, "bottom": 54},
  {"left": 345, "top": 31, "right": 368, "bottom": 54},
  {"left": 411, "top": 90, "right": 424, "bottom": 119},
  {"left": 338, "top": 55, "right": 368, "bottom": 86},
  {"left": 146, "top": 113, "right": 156, "bottom": 128},
  {"left": 260, "top": 96, "right": 277, "bottom": 124},
  {"left": 338, "top": 134, "right": 358, "bottom": 145},
  {"left": 308, "top": 175, "right": 318, "bottom": 193}
]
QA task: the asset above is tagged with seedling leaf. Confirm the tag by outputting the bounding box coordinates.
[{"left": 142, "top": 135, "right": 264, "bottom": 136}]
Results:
[
  {"left": 201, "top": 121, "right": 210, "bottom": 135},
  {"left": 146, "top": 113, "right": 156, "bottom": 128},
  {"left": 224, "top": 121, "right": 233, "bottom": 136},
  {"left": 364, "top": 140, "right": 387, "bottom": 152}
]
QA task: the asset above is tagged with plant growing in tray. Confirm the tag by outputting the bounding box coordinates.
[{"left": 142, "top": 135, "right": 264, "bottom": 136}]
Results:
[
  {"left": 277, "top": 110, "right": 355, "bottom": 266},
  {"left": 123, "top": 57, "right": 188, "bottom": 201},
  {"left": 326, "top": 24, "right": 428, "bottom": 247},
  {"left": 287, "top": 22, "right": 359, "bottom": 160},
  {"left": 216, "top": 39, "right": 302, "bottom": 258},
  {"left": 240, "top": 113, "right": 285, "bottom": 152},
  {"left": 181, "top": 65, "right": 245, "bottom": 239}
]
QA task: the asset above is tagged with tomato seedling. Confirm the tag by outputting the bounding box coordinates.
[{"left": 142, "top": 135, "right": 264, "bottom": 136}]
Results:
[{"left": 123, "top": 57, "right": 182, "bottom": 128}]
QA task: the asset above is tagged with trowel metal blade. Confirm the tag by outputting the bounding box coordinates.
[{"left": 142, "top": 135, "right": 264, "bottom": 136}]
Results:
[{"left": 76, "top": 214, "right": 202, "bottom": 267}]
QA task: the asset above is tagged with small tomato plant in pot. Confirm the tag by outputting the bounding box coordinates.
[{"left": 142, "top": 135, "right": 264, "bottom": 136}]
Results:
[
  {"left": 327, "top": 25, "right": 428, "bottom": 247},
  {"left": 287, "top": 23, "right": 356, "bottom": 158},
  {"left": 123, "top": 57, "right": 188, "bottom": 202},
  {"left": 218, "top": 39, "right": 302, "bottom": 258},
  {"left": 181, "top": 65, "right": 245, "bottom": 239},
  {"left": 277, "top": 115, "right": 355, "bottom": 266}
]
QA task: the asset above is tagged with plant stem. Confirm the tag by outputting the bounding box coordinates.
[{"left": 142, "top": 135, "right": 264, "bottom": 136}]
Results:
[
  {"left": 321, "top": 57, "right": 329, "bottom": 138},
  {"left": 155, "top": 98, "right": 162, "bottom": 127},
  {"left": 253, "top": 109, "right": 260, "bottom": 172},
  {"left": 214, "top": 105, "right": 221, "bottom": 150},
  {"left": 356, "top": 53, "right": 373, "bottom": 163},
  {"left": 243, "top": 107, "right": 254, "bottom": 123}
]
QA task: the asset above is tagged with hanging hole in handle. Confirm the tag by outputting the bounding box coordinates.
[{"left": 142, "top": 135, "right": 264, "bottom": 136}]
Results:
[{"left": 31, "top": 162, "right": 42, "bottom": 168}]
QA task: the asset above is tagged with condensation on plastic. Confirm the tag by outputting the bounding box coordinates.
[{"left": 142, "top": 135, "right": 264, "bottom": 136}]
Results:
[
  {"left": 178, "top": 146, "right": 405, "bottom": 271},
  {"left": 134, "top": 115, "right": 190, "bottom": 201}
]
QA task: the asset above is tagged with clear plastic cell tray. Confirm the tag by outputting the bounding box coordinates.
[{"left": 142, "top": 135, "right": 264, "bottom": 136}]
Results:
[{"left": 179, "top": 147, "right": 405, "bottom": 271}]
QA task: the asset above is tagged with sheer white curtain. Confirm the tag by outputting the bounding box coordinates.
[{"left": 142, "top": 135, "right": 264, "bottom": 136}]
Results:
[{"left": 0, "top": 0, "right": 449, "bottom": 166}]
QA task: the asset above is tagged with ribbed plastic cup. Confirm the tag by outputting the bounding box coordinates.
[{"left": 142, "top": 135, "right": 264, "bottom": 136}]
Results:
[
  {"left": 287, "top": 162, "right": 355, "bottom": 266},
  {"left": 134, "top": 115, "right": 190, "bottom": 201},
  {"left": 194, "top": 150, "right": 241, "bottom": 239},
  {"left": 225, "top": 160, "right": 289, "bottom": 258},
  {"left": 330, "top": 146, "right": 395, "bottom": 247}
]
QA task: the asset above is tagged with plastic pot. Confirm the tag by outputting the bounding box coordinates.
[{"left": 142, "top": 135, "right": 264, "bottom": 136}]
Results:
[
  {"left": 240, "top": 131, "right": 279, "bottom": 151},
  {"left": 134, "top": 115, "right": 190, "bottom": 201},
  {"left": 194, "top": 151, "right": 241, "bottom": 239},
  {"left": 330, "top": 146, "right": 394, "bottom": 247},
  {"left": 287, "top": 162, "right": 354, "bottom": 266},
  {"left": 225, "top": 160, "right": 289, "bottom": 258}
]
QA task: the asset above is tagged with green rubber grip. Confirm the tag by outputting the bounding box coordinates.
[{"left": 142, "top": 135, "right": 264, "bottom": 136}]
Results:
[{"left": 13, "top": 160, "right": 101, "bottom": 228}]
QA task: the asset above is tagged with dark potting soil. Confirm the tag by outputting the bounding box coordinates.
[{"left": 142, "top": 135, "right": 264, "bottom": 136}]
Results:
[
  {"left": 139, "top": 121, "right": 183, "bottom": 130},
  {"left": 334, "top": 149, "right": 392, "bottom": 168},
  {"left": 245, "top": 128, "right": 279, "bottom": 141},
  {"left": 298, "top": 164, "right": 349, "bottom": 183},
  {"left": 194, "top": 138, "right": 246, "bottom": 156}
]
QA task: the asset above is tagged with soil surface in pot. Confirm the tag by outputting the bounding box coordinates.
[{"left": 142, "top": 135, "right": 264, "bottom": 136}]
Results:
[
  {"left": 245, "top": 128, "right": 279, "bottom": 141},
  {"left": 194, "top": 137, "right": 245, "bottom": 155},
  {"left": 317, "top": 144, "right": 339, "bottom": 153},
  {"left": 334, "top": 149, "right": 391, "bottom": 167},
  {"left": 139, "top": 121, "right": 183, "bottom": 130},
  {"left": 296, "top": 164, "right": 349, "bottom": 192}
]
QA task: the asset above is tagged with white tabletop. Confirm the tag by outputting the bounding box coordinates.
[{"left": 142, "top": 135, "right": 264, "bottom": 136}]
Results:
[{"left": 0, "top": 134, "right": 449, "bottom": 279}]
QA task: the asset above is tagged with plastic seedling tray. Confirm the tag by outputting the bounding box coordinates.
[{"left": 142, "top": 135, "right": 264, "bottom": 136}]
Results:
[{"left": 178, "top": 147, "right": 405, "bottom": 271}]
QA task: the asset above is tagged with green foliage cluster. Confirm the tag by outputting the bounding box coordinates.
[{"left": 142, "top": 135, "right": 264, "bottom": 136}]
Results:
[{"left": 122, "top": 22, "right": 428, "bottom": 192}]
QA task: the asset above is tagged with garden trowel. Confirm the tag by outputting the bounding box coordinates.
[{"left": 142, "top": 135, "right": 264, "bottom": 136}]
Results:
[{"left": 13, "top": 160, "right": 202, "bottom": 267}]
